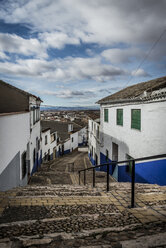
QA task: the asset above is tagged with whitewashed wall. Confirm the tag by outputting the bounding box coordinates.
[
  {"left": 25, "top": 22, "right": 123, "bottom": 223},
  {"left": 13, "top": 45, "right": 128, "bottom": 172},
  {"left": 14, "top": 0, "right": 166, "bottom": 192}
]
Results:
[
  {"left": 29, "top": 96, "right": 41, "bottom": 173},
  {"left": 78, "top": 127, "right": 87, "bottom": 144},
  {"left": 64, "top": 139, "right": 71, "bottom": 152},
  {"left": 29, "top": 119, "right": 41, "bottom": 172},
  {"left": 41, "top": 129, "right": 51, "bottom": 158},
  {"left": 50, "top": 132, "right": 57, "bottom": 155},
  {"left": 100, "top": 101, "right": 166, "bottom": 161},
  {"left": 88, "top": 119, "right": 100, "bottom": 164},
  {"left": 70, "top": 132, "right": 78, "bottom": 151},
  {"left": 41, "top": 130, "right": 57, "bottom": 158},
  {"left": 0, "top": 112, "right": 30, "bottom": 190}
]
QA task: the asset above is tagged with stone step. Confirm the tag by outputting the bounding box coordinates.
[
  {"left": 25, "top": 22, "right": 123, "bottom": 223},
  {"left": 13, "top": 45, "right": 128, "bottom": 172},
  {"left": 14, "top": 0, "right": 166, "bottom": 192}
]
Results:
[
  {"left": 1, "top": 182, "right": 165, "bottom": 198},
  {"left": 0, "top": 204, "right": 140, "bottom": 238}
]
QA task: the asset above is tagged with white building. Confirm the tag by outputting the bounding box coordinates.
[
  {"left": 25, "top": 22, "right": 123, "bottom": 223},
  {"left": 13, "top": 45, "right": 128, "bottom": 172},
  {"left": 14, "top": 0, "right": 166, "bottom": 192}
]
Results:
[
  {"left": 78, "top": 126, "right": 88, "bottom": 147},
  {"left": 0, "top": 112, "right": 30, "bottom": 190},
  {"left": 41, "top": 127, "right": 57, "bottom": 161},
  {"left": 88, "top": 118, "right": 100, "bottom": 165},
  {"left": 41, "top": 120, "right": 87, "bottom": 156},
  {"left": 29, "top": 96, "right": 42, "bottom": 174},
  {"left": 0, "top": 80, "right": 42, "bottom": 191},
  {"left": 90, "top": 76, "right": 166, "bottom": 185}
]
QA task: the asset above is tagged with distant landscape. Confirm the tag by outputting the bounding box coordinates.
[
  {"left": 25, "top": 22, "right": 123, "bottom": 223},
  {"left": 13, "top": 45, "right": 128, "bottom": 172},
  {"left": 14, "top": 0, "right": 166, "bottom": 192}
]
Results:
[{"left": 40, "top": 105, "right": 100, "bottom": 111}]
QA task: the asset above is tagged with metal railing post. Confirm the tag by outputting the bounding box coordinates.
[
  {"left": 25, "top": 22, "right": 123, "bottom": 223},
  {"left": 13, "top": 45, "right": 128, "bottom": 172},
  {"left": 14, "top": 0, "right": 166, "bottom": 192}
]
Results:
[
  {"left": 79, "top": 171, "right": 80, "bottom": 185},
  {"left": 84, "top": 170, "right": 86, "bottom": 185},
  {"left": 107, "top": 164, "right": 109, "bottom": 192},
  {"left": 131, "top": 160, "right": 135, "bottom": 208},
  {"left": 93, "top": 167, "right": 95, "bottom": 187}
]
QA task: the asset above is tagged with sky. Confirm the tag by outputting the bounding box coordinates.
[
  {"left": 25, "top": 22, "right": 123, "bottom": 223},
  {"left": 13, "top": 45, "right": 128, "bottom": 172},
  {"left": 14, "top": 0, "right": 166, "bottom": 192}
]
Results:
[{"left": 0, "top": 0, "right": 166, "bottom": 107}]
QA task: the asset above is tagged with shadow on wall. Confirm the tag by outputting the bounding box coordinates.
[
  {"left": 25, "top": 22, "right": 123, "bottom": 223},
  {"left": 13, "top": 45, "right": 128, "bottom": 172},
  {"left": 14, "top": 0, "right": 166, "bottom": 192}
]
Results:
[
  {"left": 89, "top": 132, "right": 166, "bottom": 186},
  {"left": 0, "top": 152, "right": 28, "bottom": 191}
]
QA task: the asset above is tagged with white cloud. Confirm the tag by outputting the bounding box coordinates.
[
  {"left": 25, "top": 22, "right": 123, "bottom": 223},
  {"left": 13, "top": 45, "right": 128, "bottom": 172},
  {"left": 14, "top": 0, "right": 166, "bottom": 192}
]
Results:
[
  {"left": 0, "top": 0, "right": 165, "bottom": 106},
  {"left": 132, "top": 68, "right": 150, "bottom": 77},
  {"left": 0, "top": 33, "right": 47, "bottom": 58},
  {"left": 39, "top": 32, "right": 80, "bottom": 49},
  {"left": 101, "top": 48, "right": 143, "bottom": 64},
  {"left": 0, "top": 56, "right": 127, "bottom": 82},
  {"left": 33, "top": 89, "right": 95, "bottom": 99},
  {"left": 0, "top": 51, "right": 9, "bottom": 60},
  {"left": 1, "top": 0, "right": 166, "bottom": 47}
]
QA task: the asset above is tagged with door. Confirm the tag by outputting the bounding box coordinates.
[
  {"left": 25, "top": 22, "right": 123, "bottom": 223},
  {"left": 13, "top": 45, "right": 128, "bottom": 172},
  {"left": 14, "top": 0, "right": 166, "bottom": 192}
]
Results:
[
  {"left": 36, "top": 152, "right": 39, "bottom": 171},
  {"left": 95, "top": 154, "right": 98, "bottom": 165},
  {"left": 112, "top": 142, "right": 118, "bottom": 161},
  {"left": 53, "top": 147, "right": 56, "bottom": 159},
  {"left": 48, "top": 149, "right": 50, "bottom": 161},
  {"left": 62, "top": 144, "right": 64, "bottom": 155},
  {"left": 112, "top": 143, "right": 118, "bottom": 180}
]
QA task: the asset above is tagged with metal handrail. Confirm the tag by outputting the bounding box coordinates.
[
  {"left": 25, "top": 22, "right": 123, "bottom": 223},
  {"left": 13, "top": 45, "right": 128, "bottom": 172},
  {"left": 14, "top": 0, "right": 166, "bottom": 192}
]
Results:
[
  {"left": 79, "top": 153, "right": 166, "bottom": 172},
  {"left": 78, "top": 153, "right": 166, "bottom": 208}
]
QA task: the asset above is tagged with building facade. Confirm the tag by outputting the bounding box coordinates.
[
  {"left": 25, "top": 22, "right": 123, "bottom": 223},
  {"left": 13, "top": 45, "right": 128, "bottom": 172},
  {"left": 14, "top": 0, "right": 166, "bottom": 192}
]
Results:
[
  {"left": 88, "top": 118, "right": 100, "bottom": 166},
  {"left": 0, "top": 80, "right": 42, "bottom": 191},
  {"left": 41, "top": 120, "right": 87, "bottom": 156},
  {"left": 41, "top": 128, "right": 57, "bottom": 162},
  {"left": 89, "top": 76, "right": 166, "bottom": 185}
]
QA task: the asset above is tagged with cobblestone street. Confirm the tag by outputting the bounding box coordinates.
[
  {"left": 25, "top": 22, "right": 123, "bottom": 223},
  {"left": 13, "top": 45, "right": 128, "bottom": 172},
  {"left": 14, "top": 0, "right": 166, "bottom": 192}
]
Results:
[{"left": 0, "top": 151, "right": 166, "bottom": 247}]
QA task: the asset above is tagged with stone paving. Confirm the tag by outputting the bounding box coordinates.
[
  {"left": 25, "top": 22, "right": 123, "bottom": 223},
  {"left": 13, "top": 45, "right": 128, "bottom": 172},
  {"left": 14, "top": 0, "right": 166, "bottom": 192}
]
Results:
[{"left": 0, "top": 151, "right": 166, "bottom": 247}]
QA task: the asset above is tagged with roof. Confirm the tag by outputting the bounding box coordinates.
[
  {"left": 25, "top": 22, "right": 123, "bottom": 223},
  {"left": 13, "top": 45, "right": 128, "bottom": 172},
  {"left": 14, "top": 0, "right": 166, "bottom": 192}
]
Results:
[
  {"left": 41, "top": 127, "right": 50, "bottom": 133},
  {"left": 41, "top": 120, "right": 83, "bottom": 142},
  {"left": 0, "top": 80, "right": 42, "bottom": 102},
  {"left": 97, "top": 76, "right": 166, "bottom": 104},
  {"left": 86, "top": 111, "right": 100, "bottom": 120},
  {"left": 73, "top": 119, "right": 87, "bottom": 128}
]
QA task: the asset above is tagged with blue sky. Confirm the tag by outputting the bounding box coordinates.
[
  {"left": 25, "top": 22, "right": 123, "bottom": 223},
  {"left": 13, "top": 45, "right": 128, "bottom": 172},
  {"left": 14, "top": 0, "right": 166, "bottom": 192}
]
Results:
[{"left": 0, "top": 0, "right": 166, "bottom": 107}]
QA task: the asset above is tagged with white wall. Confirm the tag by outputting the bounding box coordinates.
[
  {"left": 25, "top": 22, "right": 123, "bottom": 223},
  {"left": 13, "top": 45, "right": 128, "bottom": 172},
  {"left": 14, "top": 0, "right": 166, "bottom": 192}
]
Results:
[
  {"left": 50, "top": 132, "right": 57, "bottom": 155},
  {"left": 70, "top": 132, "right": 78, "bottom": 151},
  {"left": 41, "top": 130, "right": 51, "bottom": 158},
  {"left": 0, "top": 112, "right": 30, "bottom": 178},
  {"left": 41, "top": 130, "right": 57, "bottom": 159},
  {"left": 29, "top": 119, "right": 41, "bottom": 171},
  {"left": 100, "top": 101, "right": 166, "bottom": 161},
  {"left": 78, "top": 127, "right": 87, "bottom": 144},
  {"left": 29, "top": 96, "right": 41, "bottom": 172},
  {"left": 88, "top": 119, "right": 100, "bottom": 164},
  {"left": 64, "top": 139, "right": 71, "bottom": 152}
]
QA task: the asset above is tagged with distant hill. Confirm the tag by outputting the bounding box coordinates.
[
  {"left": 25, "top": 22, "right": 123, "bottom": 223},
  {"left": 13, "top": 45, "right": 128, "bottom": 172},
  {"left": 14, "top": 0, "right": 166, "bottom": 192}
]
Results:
[{"left": 40, "top": 105, "right": 100, "bottom": 111}]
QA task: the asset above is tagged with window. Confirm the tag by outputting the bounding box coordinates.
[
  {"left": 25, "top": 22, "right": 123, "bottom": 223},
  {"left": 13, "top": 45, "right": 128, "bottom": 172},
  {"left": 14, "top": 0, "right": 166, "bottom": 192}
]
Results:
[
  {"left": 38, "top": 107, "right": 40, "bottom": 121},
  {"left": 36, "top": 108, "right": 38, "bottom": 122},
  {"left": 45, "top": 135, "right": 47, "bottom": 145},
  {"left": 97, "top": 126, "right": 99, "bottom": 139},
  {"left": 33, "top": 108, "right": 35, "bottom": 125},
  {"left": 106, "top": 149, "right": 109, "bottom": 161},
  {"left": 22, "top": 152, "right": 26, "bottom": 179},
  {"left": 104, "top": 109, "right": 108, "bottom": 122},
  {"left": 72, "top": 137, "right": 74, "bottom": 142},
  {"left": 33, "top": 149, "right": 36, "bottom": 164},
  {"left": 117, "top": 109, "right": 123, "bottom": 126},
  {"left": 131, "top": 109, "right": 141, "bottom": 130},
  {"left": 44, "top": 152, "right": 47, "bottom": 161}
]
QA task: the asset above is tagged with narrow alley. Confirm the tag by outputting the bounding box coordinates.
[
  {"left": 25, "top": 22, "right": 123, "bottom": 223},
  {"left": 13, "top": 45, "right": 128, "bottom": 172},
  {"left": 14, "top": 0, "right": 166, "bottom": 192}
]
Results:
[{"left": 0, "top": 151, "right": 166, "bottom": 248}]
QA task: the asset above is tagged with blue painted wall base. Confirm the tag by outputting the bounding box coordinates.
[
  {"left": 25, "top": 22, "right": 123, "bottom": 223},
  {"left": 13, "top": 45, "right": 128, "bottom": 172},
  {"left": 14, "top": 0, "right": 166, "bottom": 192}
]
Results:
[
  {"left": 118, "top": 159, "right": 166, "bottom": 186},
  {"left": 99, "top": 152, "right": 166, "bottom": 186},
  {"left": 64, "top": 149, "right": 70, "bottom": 155}
]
